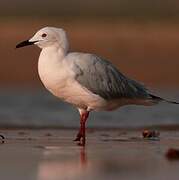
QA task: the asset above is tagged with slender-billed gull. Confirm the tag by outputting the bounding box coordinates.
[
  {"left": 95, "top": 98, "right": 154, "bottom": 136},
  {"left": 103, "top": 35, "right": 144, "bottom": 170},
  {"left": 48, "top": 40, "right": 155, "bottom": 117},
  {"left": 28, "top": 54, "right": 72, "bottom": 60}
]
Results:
[{"left": 16, "top": 27, "right": 178, "bottom": 146}]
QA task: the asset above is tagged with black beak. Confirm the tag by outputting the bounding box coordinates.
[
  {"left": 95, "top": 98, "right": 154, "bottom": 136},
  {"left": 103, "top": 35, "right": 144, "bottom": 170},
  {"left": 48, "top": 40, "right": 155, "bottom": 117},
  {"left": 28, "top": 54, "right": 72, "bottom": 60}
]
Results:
[{"left": 16, "top": 40, "right": 37, "bottom": 48}]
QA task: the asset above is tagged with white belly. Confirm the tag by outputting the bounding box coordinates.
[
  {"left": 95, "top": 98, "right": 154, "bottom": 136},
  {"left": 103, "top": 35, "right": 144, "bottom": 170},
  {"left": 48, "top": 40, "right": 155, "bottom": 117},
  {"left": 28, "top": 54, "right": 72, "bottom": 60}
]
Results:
[{"left": 39, "top": 72, "right": 108, "bottom": 110}]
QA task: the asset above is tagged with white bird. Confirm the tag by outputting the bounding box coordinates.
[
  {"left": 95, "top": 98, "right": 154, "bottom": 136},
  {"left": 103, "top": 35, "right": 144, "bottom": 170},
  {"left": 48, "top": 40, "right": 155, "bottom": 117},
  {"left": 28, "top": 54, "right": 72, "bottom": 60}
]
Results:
[{"left": 16, "top": 27, "right": 178, "bottom": 146}]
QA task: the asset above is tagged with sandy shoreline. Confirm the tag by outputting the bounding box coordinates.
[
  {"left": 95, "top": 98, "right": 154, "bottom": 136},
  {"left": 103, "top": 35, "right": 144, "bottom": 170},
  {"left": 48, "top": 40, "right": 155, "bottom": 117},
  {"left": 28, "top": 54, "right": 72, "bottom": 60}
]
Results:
[{"left": 0, "top": 129, "right": 179, "bottom": 180}]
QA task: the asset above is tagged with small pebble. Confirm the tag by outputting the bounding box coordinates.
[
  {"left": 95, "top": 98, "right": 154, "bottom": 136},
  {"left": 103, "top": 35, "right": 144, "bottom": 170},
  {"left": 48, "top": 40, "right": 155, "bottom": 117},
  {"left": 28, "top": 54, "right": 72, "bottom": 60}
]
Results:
[
  {"left": 27, "top": 137, "right": 33, "bottom": 141},
  {"left": 166, "top": 148, "right": 179, "bottom": 160},
  {"left": 45, "top": 133, "right": 52, "bottom": 137},
  {"left": 142, "top": 130, "right": 160, "bottom": 139},
  {"left": 0, "top": 134, "right": 5, "bottom": 139},
  {"left": 0, "top": 134, "right": 5, "bottom": 144}
]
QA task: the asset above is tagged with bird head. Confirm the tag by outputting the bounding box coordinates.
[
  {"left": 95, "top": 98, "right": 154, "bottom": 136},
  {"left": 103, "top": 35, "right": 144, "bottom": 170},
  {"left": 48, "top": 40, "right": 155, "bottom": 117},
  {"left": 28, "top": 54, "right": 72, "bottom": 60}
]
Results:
[{"left": 16, "top": 27, "right": 69, "bottom": 52}]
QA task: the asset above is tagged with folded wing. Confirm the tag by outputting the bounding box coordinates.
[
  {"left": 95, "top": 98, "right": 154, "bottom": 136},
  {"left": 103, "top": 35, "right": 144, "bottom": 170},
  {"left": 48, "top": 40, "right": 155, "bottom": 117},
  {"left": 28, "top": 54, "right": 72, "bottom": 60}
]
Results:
[{"left": 72, "top": 53, "right": 150, "bottom": 100}]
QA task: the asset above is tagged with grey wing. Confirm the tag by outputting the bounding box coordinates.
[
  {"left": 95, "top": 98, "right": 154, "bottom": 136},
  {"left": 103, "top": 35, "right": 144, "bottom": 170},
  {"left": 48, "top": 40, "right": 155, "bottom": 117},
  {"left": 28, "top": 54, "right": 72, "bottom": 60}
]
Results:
[{"left": 73, "top": 54, "right": 149, "bottom": 100}]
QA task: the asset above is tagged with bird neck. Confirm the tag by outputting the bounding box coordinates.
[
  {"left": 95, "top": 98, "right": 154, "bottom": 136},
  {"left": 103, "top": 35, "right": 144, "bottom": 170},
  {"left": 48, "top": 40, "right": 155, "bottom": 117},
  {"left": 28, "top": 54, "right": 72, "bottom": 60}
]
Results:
[
  {"left": 41, "top": 45, "right": 67, "bottom": 61},
  {"left": 38, "top": 45, "right": 67, "bottom": 85}
]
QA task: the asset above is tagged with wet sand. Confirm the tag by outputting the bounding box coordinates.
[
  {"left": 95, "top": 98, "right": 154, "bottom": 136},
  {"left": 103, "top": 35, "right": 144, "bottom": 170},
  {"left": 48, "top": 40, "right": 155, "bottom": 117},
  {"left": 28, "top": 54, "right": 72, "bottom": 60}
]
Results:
[{"left": 0, "top": 129, "right": 179, "bottom": 180}]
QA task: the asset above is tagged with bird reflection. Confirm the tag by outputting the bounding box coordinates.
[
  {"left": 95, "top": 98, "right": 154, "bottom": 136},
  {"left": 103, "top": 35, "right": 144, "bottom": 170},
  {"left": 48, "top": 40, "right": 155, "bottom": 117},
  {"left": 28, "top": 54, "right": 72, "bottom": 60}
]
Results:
[
  {"left": 37, "top": 146, "right": 89, "bottom": 180},
  {"left": 80, "top": 147, "right": 87, "bottom": 168}
]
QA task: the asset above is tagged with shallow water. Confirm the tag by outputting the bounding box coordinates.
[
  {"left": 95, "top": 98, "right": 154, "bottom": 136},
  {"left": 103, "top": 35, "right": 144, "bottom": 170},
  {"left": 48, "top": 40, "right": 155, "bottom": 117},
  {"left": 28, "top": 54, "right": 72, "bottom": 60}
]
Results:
[
  {"left": 0, "top": 89, "right": 179, "bottom": 128},
  {"left": 0, "top": 129, "right": 179, "bottom": 180}
]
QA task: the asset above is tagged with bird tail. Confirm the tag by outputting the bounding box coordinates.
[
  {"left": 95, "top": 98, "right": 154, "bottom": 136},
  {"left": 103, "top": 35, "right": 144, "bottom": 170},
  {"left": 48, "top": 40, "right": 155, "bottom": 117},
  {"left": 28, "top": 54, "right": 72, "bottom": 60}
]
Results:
[{"left": 149, "top": 94, "right": 179, "bottom": 104}]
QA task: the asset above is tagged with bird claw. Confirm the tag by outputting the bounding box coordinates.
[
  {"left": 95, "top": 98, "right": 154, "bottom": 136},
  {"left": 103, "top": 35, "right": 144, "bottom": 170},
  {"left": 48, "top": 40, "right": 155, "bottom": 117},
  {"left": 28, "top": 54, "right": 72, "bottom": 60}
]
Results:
[
  {"left": 73, "top": 137, "right": 81, "bottom": 141},
  {"left": 74, "top": 132, "right": 82, "bottom": 141},
  {"left": 77, "top": 138, "right": 86, "bottom": 146},
  {"left": 73, "top": 133, "right": 86, "bottom": 146},
  {"left": 77, "top": 142, "right": 85, "bottom": 146}
]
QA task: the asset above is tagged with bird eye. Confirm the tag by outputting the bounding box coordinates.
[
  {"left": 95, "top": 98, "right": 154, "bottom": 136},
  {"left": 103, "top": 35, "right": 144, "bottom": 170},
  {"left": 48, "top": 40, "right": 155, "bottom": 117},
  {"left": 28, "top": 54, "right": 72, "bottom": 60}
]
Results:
[{"left": 42, "top": 33, "right": 47, "bottom": 38}]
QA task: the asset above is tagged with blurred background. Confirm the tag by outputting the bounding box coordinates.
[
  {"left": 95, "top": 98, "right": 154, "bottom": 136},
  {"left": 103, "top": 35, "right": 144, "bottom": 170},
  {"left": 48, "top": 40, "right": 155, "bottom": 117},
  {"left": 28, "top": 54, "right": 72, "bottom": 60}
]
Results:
[{"left": 0, "top": 0, "right": 179, "bottom": 128}]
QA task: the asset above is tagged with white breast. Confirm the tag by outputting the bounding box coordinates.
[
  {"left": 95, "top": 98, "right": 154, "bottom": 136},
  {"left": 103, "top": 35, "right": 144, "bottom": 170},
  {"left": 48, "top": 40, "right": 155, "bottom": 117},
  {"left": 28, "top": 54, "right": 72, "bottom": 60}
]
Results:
[{"left": 38, "top": 47, "right": 71, "bottom": 97}]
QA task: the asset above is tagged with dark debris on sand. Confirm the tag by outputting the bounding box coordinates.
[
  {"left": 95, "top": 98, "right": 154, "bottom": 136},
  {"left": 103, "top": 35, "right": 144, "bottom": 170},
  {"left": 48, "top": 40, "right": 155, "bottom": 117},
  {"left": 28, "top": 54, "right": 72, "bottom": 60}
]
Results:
[{"left": 166, "top": 148, "right": 179, "bottom": 160}]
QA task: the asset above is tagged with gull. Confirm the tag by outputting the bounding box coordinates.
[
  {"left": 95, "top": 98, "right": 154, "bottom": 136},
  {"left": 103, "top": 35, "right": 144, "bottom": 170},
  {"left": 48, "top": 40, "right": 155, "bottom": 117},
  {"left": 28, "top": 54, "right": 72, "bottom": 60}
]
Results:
[{"left": 16, "top": 27, "right": 178, "bottom": 146}]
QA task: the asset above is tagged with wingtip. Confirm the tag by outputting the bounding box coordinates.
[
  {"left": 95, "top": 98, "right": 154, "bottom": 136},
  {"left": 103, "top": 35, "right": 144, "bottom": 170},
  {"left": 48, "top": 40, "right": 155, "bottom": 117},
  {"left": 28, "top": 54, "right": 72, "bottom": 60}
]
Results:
[
  {"left": 149, "top": 94, "right": 179, "bottom": 105},
  {"left": 166, "top": 100, "right": 179, "bottom": 105}
]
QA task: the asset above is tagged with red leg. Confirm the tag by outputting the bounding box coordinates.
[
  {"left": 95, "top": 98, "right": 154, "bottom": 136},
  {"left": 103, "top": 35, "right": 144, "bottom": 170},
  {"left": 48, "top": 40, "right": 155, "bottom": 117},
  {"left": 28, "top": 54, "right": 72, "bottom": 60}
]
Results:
[{"left": 74, "top": 110, "right": 89, "bottom": 146}]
